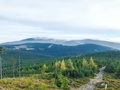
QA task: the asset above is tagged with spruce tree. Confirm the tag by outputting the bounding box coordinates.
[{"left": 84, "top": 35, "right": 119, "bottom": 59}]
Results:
[{"left": 0, "top": 47, "right": 3, "bottom": 79}]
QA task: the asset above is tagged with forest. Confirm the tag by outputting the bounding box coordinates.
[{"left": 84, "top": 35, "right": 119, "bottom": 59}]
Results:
[{"left": 0, "top": 46, "right": 120, "bottom": 90}]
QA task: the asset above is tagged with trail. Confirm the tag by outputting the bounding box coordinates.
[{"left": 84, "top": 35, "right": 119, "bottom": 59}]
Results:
[{"left": 73, "top": 66, "right": 106, "bottom": 90}]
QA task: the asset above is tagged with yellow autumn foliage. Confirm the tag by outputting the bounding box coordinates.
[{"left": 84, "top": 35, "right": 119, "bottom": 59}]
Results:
[
  {"left": 68, "top": 59, "right": 74, "bottom": 70},
  {"left": 55, "top": 61, "right": 61, "bottom": 68},
  {"left": 61, "top": 60, "right": 66, "bottom": 70},
  {"left": 90, "top": 57, "right": 98, "bottom": 68}
]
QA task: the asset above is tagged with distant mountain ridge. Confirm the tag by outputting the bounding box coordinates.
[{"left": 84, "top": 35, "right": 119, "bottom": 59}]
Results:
[
  {"left": 1, "top": 37, "right": 120, "bottom": 50},
  {"left": 3, "top": 43, "right": 114, "bottom": 57}
]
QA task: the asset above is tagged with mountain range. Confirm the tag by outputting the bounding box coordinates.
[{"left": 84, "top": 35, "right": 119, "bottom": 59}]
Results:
[
  {"left": 1, "top": 37, "right": 120, "bottom": 49},
  {"left": 0, "top": 37, "right": 119, "bottom": 57}
]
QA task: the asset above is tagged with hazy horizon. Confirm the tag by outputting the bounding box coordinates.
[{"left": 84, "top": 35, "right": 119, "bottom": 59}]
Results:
[
  {"left": 0, "top": 37, "right": 120, "bottom": 44},
  {"left": 0, "top": 0, "right": 120, "bottom": 43}
]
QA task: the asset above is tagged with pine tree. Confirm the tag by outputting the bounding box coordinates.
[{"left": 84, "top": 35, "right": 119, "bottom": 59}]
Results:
[
  {"left": 0, "top": 47, "right": 3, "bottom": 79},
  {"left": 18, "top": 50, "right": 21, "bottom": 86},
  {"left": 10, "top": 57, "right": 15, "bottom": 78},
  {"left": 116, "top": 67, "right": 120, "bottom": 78},
  {"left": 40, "top": 64, "right": 48, "bottom": 78}
]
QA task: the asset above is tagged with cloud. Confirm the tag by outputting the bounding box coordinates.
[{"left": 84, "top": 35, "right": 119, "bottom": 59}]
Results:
[
  {"left": 0, "top": 0, "right": 120, "bottom": 28},
  {"left": 0, "top": 0, "right": 120, "bottom": 43},
  {"left": 1, "top": 0, "right": 120, "bottom": 28}
]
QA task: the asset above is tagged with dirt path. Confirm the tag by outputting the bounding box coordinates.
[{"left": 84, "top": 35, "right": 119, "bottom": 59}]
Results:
[{"left": 73, "top": 66, "right": 106, "bottom": 90}]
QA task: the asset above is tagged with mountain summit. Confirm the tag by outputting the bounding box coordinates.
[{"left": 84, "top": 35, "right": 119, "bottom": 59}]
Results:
[{"left": 1, "top": 37, "right": 120, "bottom": 50}]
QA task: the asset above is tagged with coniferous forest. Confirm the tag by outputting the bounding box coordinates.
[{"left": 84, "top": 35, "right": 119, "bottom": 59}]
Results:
[{"left": 0, "top": 46, "right": 120, "bottom": 90}]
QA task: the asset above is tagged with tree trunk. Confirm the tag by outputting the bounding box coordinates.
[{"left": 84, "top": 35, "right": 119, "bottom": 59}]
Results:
[
  {"left": 0, "top": 55, "right": 2, "bottom": 79},
  {"left": 19, "top": 51, "right": 21, "bottom": 86},
  {"left": 12, "top": 61, "right": 15, "bottom": 78}
]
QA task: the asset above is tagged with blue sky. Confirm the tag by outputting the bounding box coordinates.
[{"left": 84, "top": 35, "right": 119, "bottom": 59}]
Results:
[{"left": 0, "top": 0, "right": 120, "bottom": 43}]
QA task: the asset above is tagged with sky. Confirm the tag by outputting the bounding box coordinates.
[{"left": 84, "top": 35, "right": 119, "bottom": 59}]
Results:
[{"left": 0, "top": 0, "right": 120, "bottom": 43}]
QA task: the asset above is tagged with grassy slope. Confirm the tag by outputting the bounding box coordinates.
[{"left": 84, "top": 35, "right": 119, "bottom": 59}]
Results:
[
  {"left": 95, "top": 73, "right": 120, "bottom": 90},
  {"left": 0, "top": 74, "right": 90, "bottom": 90}
]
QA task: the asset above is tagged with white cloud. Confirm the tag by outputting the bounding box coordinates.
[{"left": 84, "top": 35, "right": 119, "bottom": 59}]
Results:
[
  {"left": 0, "top": 0, "right": 120, "bottom": 28},
  {"left": 0, "top": 0, "right": 120, "bottom": 43}
]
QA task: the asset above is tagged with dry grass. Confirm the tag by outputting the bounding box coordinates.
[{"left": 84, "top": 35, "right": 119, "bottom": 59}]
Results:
[
  {"left": 0, "top": 74, "right": 60, "bottom": 90},
  {"left": 0, "top": 74, "right": 91, "bottom": 90},
  {"left": 95, "top": 73, "right": 120, "bottom": 90}
]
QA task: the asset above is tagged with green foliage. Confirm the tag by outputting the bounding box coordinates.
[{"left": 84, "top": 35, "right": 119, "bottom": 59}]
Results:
[
  {"left": 82, "top": 58, "right": 89, "bottom": 68},
  {"left": 67, "top": 59, "right": 74, "bottom": 70},
  {"left": 56, "top": 73, "right": 70, "bottom": 90},
  {"left": 116, "top": 67, "right": 120, "bottom": 78},
  {"left": 1, "top": 50, "right": 120, "bottom": 89},
  {"left": 0, "top": 46, "right": 3, "bottom": 54}
]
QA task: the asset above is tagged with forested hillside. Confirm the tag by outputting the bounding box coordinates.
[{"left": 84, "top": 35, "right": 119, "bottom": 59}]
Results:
[
  {"left": 0, "top": 50, "right": 120, "bottom": 89},
  {"left": 3, "top": 43, "right": 114, "bottom": 57}
]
